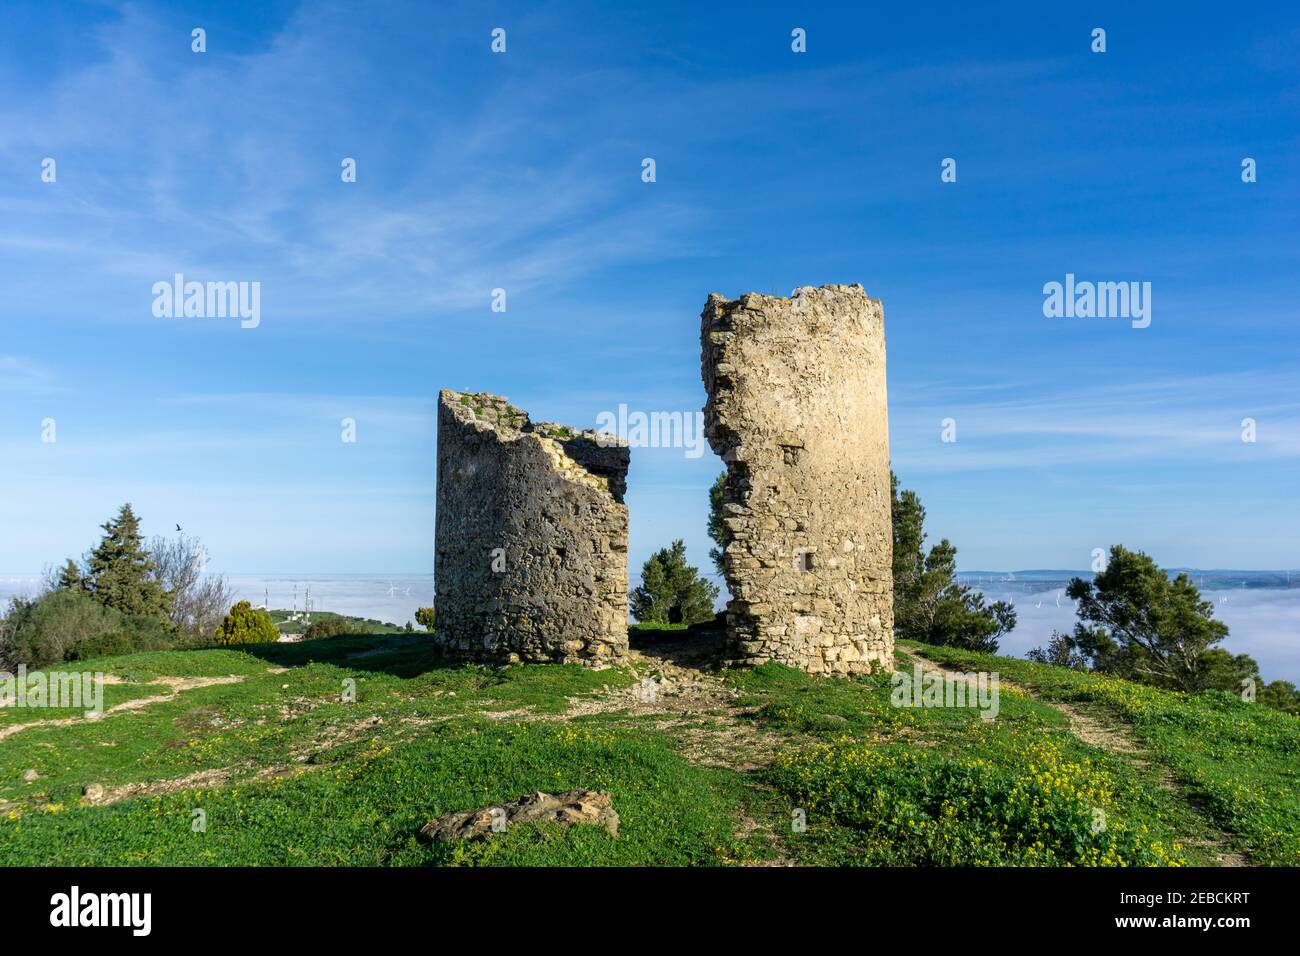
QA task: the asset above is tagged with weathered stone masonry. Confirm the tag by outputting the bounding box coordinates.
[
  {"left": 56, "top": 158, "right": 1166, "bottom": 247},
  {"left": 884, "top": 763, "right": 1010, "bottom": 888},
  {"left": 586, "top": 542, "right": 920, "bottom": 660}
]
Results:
[
  {"left": 701, "top": 285, "right": 894, "bottom": 675},
  {"left": 434, "top": 390, "right": 630, "bottom": 666}
]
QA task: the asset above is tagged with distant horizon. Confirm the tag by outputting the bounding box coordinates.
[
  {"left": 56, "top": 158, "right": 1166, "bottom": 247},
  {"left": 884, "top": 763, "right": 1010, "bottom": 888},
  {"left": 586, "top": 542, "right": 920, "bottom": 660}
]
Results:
[{"left": 6, "top": 567, "right": 1296, "bottom": 685}]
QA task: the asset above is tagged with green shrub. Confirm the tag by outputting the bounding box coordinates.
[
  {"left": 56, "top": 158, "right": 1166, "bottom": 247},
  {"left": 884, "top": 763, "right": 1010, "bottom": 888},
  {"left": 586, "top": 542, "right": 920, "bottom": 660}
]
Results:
[
  {"left": 1260, "top": 679, "right": 1300, "bottom": 716},
  {"left": 214, "top": 601, "right": 280, "bottom": 645},
  {"left": 303, "top": 616, "right": 351, "bottom": 640},
  {"left": 1, "top": 589, "right": 178, "bottom": 668},
  {"left": 414, "top": 607, "right": 436, "bottom": 631},
  {"left": 68, "top": 619, "right": 176, "bottom": 661},
  {"left": 770, "top": 735, "right": 1185, "bottom": 866}
]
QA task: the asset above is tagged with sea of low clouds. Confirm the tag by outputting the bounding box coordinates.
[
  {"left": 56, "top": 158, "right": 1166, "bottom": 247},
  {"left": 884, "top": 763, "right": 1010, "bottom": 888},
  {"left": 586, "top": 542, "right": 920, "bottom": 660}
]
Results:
[{"left": 975, "top": 584, "right": 1300, "bottom": 685}]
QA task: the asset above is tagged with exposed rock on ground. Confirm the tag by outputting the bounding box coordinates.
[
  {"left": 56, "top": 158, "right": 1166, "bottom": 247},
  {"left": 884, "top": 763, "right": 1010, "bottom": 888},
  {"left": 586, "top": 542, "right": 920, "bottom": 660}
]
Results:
[{"left": 420, "top": 789, "right": 619, "bottom": 842}]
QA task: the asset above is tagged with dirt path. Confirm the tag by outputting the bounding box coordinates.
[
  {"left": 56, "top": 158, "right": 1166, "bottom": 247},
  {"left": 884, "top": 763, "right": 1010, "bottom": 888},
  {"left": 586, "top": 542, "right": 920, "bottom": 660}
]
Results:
[
  {"left": 898, "top": 647, "right": 1248, "bottom": 866},
  {"left": 550, "top": 634, "right": 788, "bottom": 771},
  {"left": 83, "top": 760, "right": 310, "bottom": 808},
  {"left": 0, "top": 674, "right": 246, "bottom": 742},
  {"left": 547, "top": 630, "right": 795, "bottom": 860}
]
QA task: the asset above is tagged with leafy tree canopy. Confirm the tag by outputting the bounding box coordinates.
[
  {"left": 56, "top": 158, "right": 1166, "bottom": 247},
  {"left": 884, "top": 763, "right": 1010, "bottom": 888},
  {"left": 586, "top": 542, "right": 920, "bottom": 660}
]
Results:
[
  {"left": 214, "top": 600, "right": 280, "bottom": 645},
  {"left": 1064, "top": 545, "right": 1233, "bottom": 692}
]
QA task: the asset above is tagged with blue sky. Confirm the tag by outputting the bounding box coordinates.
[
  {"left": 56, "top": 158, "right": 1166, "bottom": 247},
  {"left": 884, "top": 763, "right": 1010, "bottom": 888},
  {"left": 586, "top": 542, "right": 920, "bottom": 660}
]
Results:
[{"left": 1, "top": 0, "right": 1297, "bottom": 578}]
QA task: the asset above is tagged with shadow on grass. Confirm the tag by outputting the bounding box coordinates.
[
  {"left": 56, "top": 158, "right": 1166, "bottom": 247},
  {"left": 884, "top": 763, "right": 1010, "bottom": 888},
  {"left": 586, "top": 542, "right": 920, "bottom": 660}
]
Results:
[
  {"left": 629, "top": 622, "right": 727, "bottom": 671},
  {"left": 230, "top": 631, "right": 462, "bottom": 680},
  {"left": 217, "top": 621, "right": 731, "bottom": 681}
]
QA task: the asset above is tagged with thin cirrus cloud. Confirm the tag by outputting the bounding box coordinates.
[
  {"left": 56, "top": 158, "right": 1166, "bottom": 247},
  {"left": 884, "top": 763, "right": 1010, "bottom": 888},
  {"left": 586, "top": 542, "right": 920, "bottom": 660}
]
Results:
[
  {"left": 891, "top": 371, "right": 1300, "bottom": 472},
  {"left": 0, "top": 356, "right": 59, "bottom": 394},
  {"left": 0, "top": 5, "right": 699, "bottom": 325}
]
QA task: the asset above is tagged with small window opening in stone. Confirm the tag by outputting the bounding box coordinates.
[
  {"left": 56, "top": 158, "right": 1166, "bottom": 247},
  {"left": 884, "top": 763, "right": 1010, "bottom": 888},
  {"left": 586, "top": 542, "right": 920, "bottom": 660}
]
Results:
[
  {"left": 553, "top": 546, "right": 567, "bottom": 562},
  {"left": 795, "top": 550, "right": 813, "bottom": 573}
]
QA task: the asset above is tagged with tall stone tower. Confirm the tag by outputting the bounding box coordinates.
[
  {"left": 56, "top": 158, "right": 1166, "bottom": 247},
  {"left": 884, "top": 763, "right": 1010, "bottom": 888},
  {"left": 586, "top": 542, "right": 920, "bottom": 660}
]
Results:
[
  {"left": 701, "top": 285, "right": 894, "bottom": 675},
  {"left": 434, "top": 390, "right": 630, "bottom": 666}
]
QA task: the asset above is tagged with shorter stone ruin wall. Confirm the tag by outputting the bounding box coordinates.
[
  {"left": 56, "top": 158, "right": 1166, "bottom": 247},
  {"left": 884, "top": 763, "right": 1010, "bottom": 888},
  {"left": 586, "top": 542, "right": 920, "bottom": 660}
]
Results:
[{"left": 434, "top": 390, "right": 629, "bottom": 666}]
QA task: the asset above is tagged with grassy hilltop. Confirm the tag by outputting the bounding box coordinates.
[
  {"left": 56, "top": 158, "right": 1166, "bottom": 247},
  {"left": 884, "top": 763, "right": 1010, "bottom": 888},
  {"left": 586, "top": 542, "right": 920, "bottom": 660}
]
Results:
[{"left": 1, "top": 628, "right": 1297, "bottom": 867}]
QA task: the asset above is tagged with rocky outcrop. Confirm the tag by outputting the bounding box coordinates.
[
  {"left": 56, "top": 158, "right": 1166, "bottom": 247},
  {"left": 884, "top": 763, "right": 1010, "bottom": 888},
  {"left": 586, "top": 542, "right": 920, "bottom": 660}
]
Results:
[
  {"left": 434, "top": 390, "right": 630, "bottom": 666},
  {"left": 701, "top": 285, "right": 894, "bottom": 675},
  {"left": 419, "top": 789, "right": 620, "bottom": 842}
]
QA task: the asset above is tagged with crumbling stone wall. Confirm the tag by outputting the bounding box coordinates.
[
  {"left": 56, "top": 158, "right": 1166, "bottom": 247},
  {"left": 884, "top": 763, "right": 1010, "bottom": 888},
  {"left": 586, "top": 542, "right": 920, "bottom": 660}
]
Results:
[
  {"left": 434, "top": 390, "right": 629, "bottom": 666},
  {"left": 701, "top": 285, "right": 894, "bottom": 675}
]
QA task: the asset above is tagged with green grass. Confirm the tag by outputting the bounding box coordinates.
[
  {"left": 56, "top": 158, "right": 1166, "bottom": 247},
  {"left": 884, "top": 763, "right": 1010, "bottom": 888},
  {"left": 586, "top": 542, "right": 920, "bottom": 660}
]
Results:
[
  {"left": 1, "top": 632, "right": 1295, "bottom": 866},
  {"left": 904, "top": 642, "right": 1300, "bottom": 865},
  {"left": 728, "top": 658, "right": 1198, "bottom": 865},
  {"left": 0, "top": 720, "right": 751, "bottom": 866}
]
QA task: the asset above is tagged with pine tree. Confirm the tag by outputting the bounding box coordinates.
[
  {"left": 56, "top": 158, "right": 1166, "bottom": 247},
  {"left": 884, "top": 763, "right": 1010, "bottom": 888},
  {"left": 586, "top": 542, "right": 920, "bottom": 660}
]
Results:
[
  {"left": 84, "top": 503, "right": 172, "bottom": 620},
  {"left": 706, "top": 472, "right": 728, "bottom": 576},
  {"left": 891, "top": 472, "right": 1016, "bottom": 651},
  {"left": 631, "top": 540, "right": 719, "bottom": 626},
  {"left": 1066, "top": 545, "right": 1232, "bottom": 691},
  {"left": 56, "top": 559, "right": 85, "bottom": 591},
  {"left": 891, "top": 471, "right": 926, "bottom": 609}
]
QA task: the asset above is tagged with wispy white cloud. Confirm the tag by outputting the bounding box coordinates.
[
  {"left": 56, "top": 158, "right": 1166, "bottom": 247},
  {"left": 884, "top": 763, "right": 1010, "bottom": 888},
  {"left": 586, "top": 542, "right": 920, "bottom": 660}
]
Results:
[
  {"left": 892, "top": 370, "right": 1300, "bottom": 471},
  {"left": 0, "top": 355, "right": 60, "bottom": 394},
  {"left": 0, "top": 2, "right": 701, "bottom": 323}
]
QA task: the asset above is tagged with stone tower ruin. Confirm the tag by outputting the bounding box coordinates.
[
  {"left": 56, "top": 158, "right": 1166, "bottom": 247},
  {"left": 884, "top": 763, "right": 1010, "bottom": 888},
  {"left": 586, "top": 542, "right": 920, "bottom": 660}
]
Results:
[
  {"left": 434, "top": 390, "right": 630, "bottom": 666},
  {"left": 701, "top": 284, "right": 894, "bottom": 675}
]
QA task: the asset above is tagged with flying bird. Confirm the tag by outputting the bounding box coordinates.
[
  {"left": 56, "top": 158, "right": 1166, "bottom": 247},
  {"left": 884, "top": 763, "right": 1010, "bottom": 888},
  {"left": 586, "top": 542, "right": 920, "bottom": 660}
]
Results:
[{"left": 175, "top": 524, "right": 183, "bottom": 532}]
